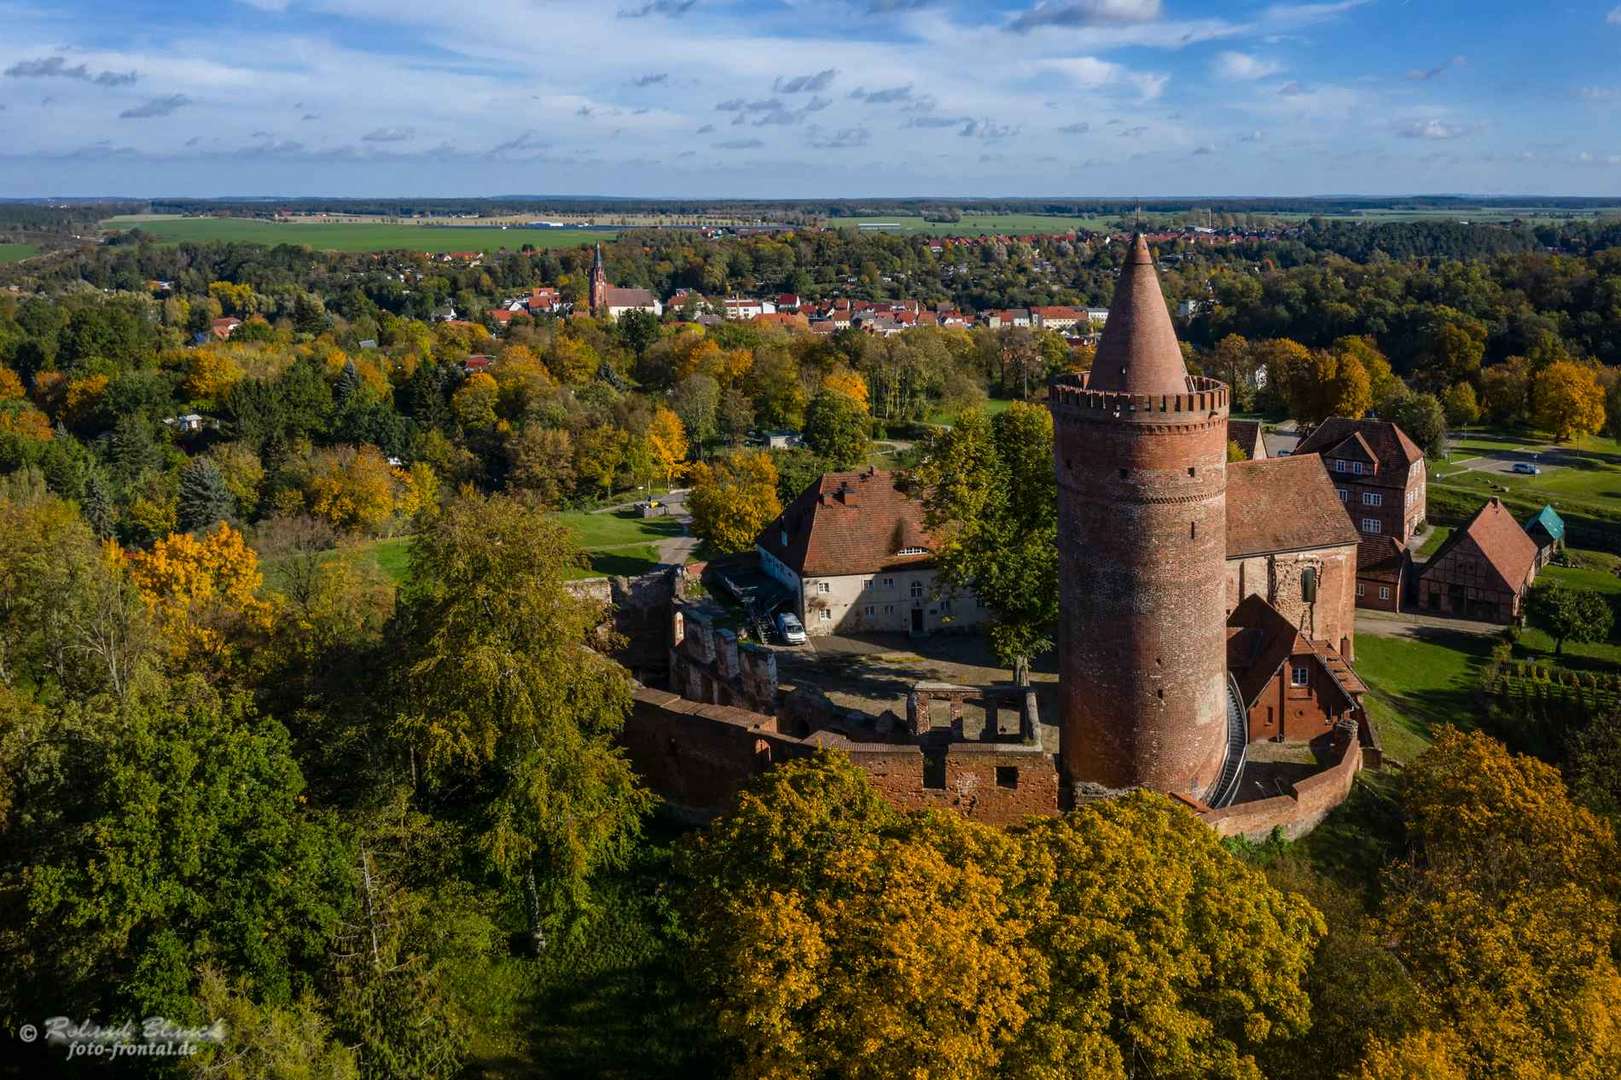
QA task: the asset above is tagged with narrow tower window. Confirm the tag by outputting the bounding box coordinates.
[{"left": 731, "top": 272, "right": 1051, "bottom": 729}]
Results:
[{"left": 1190, "top": 521, "right": 1197, "bottom": 539}]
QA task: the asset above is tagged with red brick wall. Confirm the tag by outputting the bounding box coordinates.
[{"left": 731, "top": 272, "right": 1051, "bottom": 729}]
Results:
[
  {"left": 1052, "top": 386, "right": 1231, "bottom": 800},
  {"left": 622, "top": 688, "right": 1060, "bottom": 825},
  {"left": 1245, "top": 662, "right": 1343, "bottom": 743},
  {"left": 1202, "top": 738, "right": 1362, "bottom": 841}
]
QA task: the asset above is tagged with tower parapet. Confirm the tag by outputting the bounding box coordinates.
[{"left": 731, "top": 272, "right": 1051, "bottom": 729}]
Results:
[{"left": 1050, "top": 237, "right": 1232, "bottom": 803}]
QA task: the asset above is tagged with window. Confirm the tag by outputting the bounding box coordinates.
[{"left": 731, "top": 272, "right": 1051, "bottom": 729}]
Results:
[
  {"left": 1356, "top": 582, "right": 1366, "bottom": 597},
  {"left": 995, "top": 766, "right": 1019, "bottom": 789},
  {"left": 864, "top": 605, "right": 875, "bottom": 616},
  {"left": 1333, "top": 459, "right": 1347, "bottom": 473},
  {"left": 1337, "top": 488, "right": 1348, "bottom": 503},
  {"left": 923, "top": 756, "right": 947, "bottom": 790},
  {"left": 1362, "top": 491, "right": 1383, "bottom": 507},
  {"left": 1291, "top": 665, "right": 1310, "bottom": 688},
  {"left": 1379, "top": 586, "right": 1391, "bottom": 601},
  {"left": 939, "top": 599, "right": 952, "bottom": 614},
  {"left": 882, "top": 577, "right": 894, "bottom": 587},
  {"left": 896, "top": 546, "right": 928, "bottom": 556},
  {"left": 818, "top": 609, "right": 831, "bottom": 621},
  {"left": 910, "top": 581, "right": 924, "bottom": 598},
  {"left": 1361, "top": 518, "right": 1382, "bottom": 534},
  {"left": 884, "top": 605, "right": 895, "bottom": 614},
  {"left": 816, "top": 581, "right": 831, "bottom": 594},
  {"left": 1352, "top": 461, "right": 1367, "bottom": 475}
]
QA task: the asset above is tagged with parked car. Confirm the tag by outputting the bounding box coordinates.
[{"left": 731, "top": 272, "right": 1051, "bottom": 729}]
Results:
[
  {"left": 775, "top": 612, "right": 808, "bottom": 645},
  {"left": 1512, "top": 462, "right": 1541, "bottom": 475}
]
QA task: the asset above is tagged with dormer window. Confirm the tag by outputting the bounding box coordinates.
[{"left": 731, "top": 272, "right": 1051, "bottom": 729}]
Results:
[{"left": 896, "top": 547, "right": 928, "bottom": 556}]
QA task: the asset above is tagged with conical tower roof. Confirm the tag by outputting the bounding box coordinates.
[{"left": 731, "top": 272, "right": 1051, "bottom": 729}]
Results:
[{"left": 1087, "top": 234, "right": 1190, "bottom": 395}]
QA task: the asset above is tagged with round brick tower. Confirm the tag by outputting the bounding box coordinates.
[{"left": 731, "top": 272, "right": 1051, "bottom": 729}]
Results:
[{"left": 1049, "top": 235, "right": 1232, "bottom": 801}]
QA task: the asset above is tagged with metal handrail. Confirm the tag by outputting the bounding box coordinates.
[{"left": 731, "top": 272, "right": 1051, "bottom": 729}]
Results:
[{"left": 1207, "top": 673, "right": 1248, "bottom": 809}]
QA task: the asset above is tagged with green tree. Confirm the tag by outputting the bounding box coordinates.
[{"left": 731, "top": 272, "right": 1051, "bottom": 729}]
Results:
[
  {"left": 1526, "top": 583, "right": 1614, "bottom": 656},
  {"left": 1387, "top": 392, "right": 1447, "bottom": 459},
  {"left": 0, "top": 676, "right": 354, "bottom": 1019},
  {"left": 179, "top": 456, "right": 236, "bottom": 532},
  {"left": 802, "top": 388, "right": 869, "bottom": 469},
  {"left": 617, "top": 308, "right": 661, "bottom": 357},
  {"left": 1441, "top": 381, "right": 1480, "bottom": 426},
  {"left": 394, "top": 493, "right": 651, "bottom": 937},
  {"left": 911, "top": 403, "right": 1056, "bottom": 684},
  {"left": 687, "top": 450, "right": 781, "bottom": 555}
]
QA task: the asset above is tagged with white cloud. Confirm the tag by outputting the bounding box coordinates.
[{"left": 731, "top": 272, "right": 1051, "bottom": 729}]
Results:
[
  {"left": 1400, "top": 119, "right": 1469, "bottom": 140},
  {"left": 1213, "top": 52, "right": 1282, "bottom": 81},
  {"left": 1608, "top": 6, "right": 1621, "bottom": 25}
]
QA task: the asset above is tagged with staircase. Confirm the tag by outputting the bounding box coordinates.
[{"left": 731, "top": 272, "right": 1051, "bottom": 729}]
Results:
[{"left": 1207, "top": 675, "right": 1248, "bottom": 809}]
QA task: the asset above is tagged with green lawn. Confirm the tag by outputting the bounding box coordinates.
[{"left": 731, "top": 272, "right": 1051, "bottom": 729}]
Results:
[
  {"left": 1415, "top": 525, "right": 1451, "bottom": 558},
  {"left": 1353, "top": 629, "right": 1496, "bottom": 763},
  {"left": 554, "top": 508, "right": 684, "bottom": 549},
  {"left": 0, "top": 243, "right": 39, "bottom": 263},
  {"left": 927, "top": 396, "right": 1023, "bottom": 426},
  {"left": 100, "top": 215, "right": 612, "bottom": 254}
]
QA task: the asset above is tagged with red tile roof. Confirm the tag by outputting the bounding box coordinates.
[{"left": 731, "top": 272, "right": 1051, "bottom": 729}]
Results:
[
  {"left": 757, "top": 468, "right": 935, "bottom": 577},
  {"left": 1226, "top": 455, "right": 1361, "bottom": 557},
  {"left": 1357, "top": 536, "right": 1406, "bottom": 580},
  {"left": 1426, "top": 497, "right": 1539, "bottom": 592},
  {"left": 1227, "top": 419, "right": 1265, "bottom": 459},
  {"left": 1087, "top": 234, "right": 1191, "bottom": 396},
  {"left": 1295, "top": 417, "right": 1423, "bottom": 475}
]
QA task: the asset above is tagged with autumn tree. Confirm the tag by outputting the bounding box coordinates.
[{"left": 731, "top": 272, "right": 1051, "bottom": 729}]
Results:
[
  {"left": 393, "top": 494, "right": 650, "bottom": 935},
  {"left": 506, "top": 424, "right": 575, "bottom": 506},
  {"left": 1526, "top": 583, "right": 1614, "bottom": 656},
  {"left": 126, "top": 521, "right": 276, "bottom": 673},
  {"left": 912, "top": 403, "right": 1056, "bottom": 684},
  {"left": 1481, "top": 356, "right": 1532, "bottom": 426},
  {"left": 304, "top": 445, "right": 398, "bottom": 534},
  {"left": 1532, "top": 359, "right": 1606, "bottom": 442},
  {"left": 646, "top": 404, "right": 690, "bottom": 488},
  {"left": 1441, "top": 381, "right": 1480, "bottom": 426},
  {"left": 687, "top": 450, "right": 781, "bottom": 555},
  {"left": 682, "top": 753, "right": 1322, "bottom": 1080},
  {"left": 1381, "top": 729, "right": 1621, "bottom": 1078}
]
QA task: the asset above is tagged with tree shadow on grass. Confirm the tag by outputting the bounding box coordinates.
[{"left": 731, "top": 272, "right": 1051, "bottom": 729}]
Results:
[{"left": 587, "top": 549, "right": 663, "bottom": 577}]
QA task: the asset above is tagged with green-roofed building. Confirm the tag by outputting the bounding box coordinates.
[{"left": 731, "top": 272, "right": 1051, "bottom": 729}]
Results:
[{"left": 1523, "top": 504, "right": 1566, "bottom": 568}]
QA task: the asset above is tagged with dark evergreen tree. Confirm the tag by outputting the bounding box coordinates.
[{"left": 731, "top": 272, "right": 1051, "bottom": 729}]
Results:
[
  {"left": 79, "top": 467, "right": 116, "bottom": 539},
  {"left": 178, "top": 456, "right": 235, "bottom": 532}
]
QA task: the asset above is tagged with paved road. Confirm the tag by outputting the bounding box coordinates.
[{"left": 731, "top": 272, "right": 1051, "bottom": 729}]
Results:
[{"left": 1357, "top": 607, "right": 1501, "bottom": 639}]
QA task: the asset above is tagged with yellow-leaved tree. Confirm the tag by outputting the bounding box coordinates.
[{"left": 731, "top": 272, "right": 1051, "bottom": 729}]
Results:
[
  {"left": 1532, "top": 359, "right": 1606, "bottom": 442},
  {"left": 687, "top": 450, "right": 780, "bottom": 555},
  {"left": 821, "top": 368, "right": 870, "bottom": 413},
  {"left": 680, "top": 753, "right": 1323, "bottom": 1080},
  {"left": 646, "top": 405, "right": 689, "bottom": 488},
  {"left": 304, "top": 445, "right": 398, "bottom": 534},
  {"left": 126, "top": 522, "right": 275, "bottom": 672}
]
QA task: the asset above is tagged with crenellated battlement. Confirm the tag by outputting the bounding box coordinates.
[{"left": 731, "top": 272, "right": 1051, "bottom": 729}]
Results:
[{"left": 1049, "top": 372, "right": 1229, "bottom": 419}]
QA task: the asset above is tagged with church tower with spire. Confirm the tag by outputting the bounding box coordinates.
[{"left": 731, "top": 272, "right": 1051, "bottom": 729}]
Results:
[
  {"left": 1049, "top": 235, "right": 1235, "bottom": 803},
  {"left": 589, "top": 243, "right": 609, "bottom": 314}
]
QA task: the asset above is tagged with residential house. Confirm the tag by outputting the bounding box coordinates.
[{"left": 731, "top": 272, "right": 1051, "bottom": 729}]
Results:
[
  {"left": 1417, "top": 497, "right": 1539, "bottom": 623},
  {"left": 1293, "top": 417, "right": 1427, "bottom": 544},
  {"left": 210, "top": 316, "right": 242, "bottom": 340},
  {"left": 1523, "top": 504, "right": 1566, "bottom": 568},
  {"left": 1226, "top": 594, "right": 1367, "bottom": 744},
  {"left": 722, "top": 297, "right": 775, "bottom": 320},
  {"left": 1355, "top": 537, "right": 1407, "bottom": 612},
  {"left": 1030, "top": 306, "right": 1083, "bottom": 332},
  {"left": 756, "top": 468, "right": 986, "bottom": 638}
]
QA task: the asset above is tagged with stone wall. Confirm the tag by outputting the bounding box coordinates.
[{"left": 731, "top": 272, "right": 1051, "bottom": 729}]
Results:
[
  {"left": 567, "top": 570, "right": 676, "bottom": 684},
  {"left": 622, "top": 687, "right": 1059, "bottom": 825},
  {"left": 1225, "top": 544, "right": 1357, "bottom": 660}
]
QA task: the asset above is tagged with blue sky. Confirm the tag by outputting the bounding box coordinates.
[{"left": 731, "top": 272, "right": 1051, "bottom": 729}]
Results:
[{"left": 1, "top": 0, "right": 1619, "bottom": 198}]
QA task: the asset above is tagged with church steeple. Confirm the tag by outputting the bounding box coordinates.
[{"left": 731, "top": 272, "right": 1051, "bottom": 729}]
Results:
[{"left": 589, "top": 243, "right": 608, "bottom": 313}]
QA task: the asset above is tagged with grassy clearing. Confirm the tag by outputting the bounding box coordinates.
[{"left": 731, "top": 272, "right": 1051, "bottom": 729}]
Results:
[
  {"left": 1415, "top": 525, "right": 1451, "bottom": 558},
  {"left": 0, "top": 243, "right": 39, "bottom": 263},
  {"left": 100, "top": 215, "right": 611, "bottom": 253},
  {"left": 1353, "top": 629, "right": 1495, "bottom": 763},
  {"left": 554, "top": 509, "right": 684, "bottom": 550}
]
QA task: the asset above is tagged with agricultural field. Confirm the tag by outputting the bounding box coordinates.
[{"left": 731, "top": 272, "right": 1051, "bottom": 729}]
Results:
[
  {"left": 0, "top": 243, "right": 39, "bottom": 263},
  {"left": 836, "top": 213, "right": 1126, "bottom": 236},
  {"left": 100, "top": 214, "right": 612, "bottom": 253}
]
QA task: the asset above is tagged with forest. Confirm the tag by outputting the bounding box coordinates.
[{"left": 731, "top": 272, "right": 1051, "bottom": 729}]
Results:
[{"left": 3, "top": 220, "right": 1621, "bottom": 1076}]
